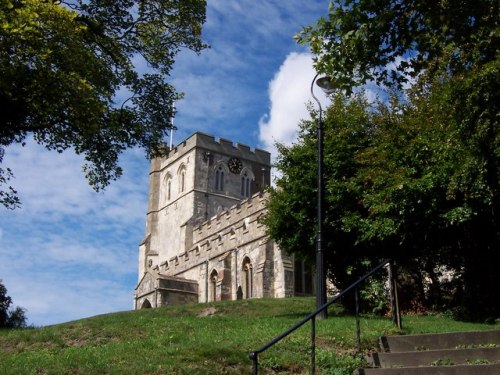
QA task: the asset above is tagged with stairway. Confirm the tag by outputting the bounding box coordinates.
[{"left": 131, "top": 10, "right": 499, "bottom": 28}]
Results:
[{"left": 358, "top": 329, "right": 500, "bottom": 374}]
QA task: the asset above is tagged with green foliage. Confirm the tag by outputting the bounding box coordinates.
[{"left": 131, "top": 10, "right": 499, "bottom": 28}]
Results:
[
  {"left": 264, "top": 94, "right": 375, "bottom": 287},
  {"left": 316, "top": 350, "right": 366, "bottom": 375},
  {"left": 0, "top": 298, "right": 497, "bottom": 374},
  {"left": 0, "top": 0, "right": 207, "bottom": 208},
  {"left": 0, "top": 279, "right": 27, "bottom": 328},
  {"left": 296, "top": 0, "right": 499, "bottom": 92},
  {"left": 265, "top": 77, "right": 500, "bottom": 317},
  {"left": 272, "top": 0, "right": 500, "bottom": 319},
  {"left": 359, "top": 276, "right": 389, "bottom": 315}
]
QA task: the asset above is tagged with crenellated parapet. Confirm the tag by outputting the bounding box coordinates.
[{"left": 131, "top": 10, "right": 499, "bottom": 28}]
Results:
[
  {"left": 156, "top": 191, "right": 269, "bottom": 276},
  {"left": 150, "top": 132, "right": 270, "bottom": 174},
  {"left": 192, "top": 190, "right": 267, "bottom": 242},
  {"left": 136, "top": 131, "right": 298, "bottom": 308}
]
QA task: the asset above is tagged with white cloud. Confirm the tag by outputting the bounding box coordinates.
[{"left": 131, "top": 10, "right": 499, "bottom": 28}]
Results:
[
  {"left": 0, "top": 139, "right": 148, "bottom": 326},
  {"left": 0, "top": 1, "right": 332, "bottom": 327},
  {"left": 169, "top": 1, "right": 328, "bottom": 146},
  {"left": 258, "top": 52, "right": 329, "bottom": 158},
  {"left": 2, "top": 139, "right": 148, "bottom": 225}
]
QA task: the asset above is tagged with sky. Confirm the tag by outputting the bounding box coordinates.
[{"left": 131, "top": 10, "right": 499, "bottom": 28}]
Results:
[{"left": 0, "top": 1, "right": 334, "bottom": 326}]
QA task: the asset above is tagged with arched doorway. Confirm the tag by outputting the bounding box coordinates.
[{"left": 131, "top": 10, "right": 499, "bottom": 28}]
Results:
[
  {"left": 210, "top": 269, "right": 218, "bottom": 302},
  {"left": 141, "top": 299, "right": 152, "bottom": 309},
  {"left": 242, "top": 257, "right": 253, "bottom": 299}
]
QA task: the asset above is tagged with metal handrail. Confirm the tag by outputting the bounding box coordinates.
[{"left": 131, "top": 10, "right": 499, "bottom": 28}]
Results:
[{"left": 248, "top": 258, "right": 401, "bottom": 374}]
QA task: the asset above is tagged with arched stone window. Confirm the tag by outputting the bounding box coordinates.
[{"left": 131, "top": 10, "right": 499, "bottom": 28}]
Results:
[
  {"left": 210, "top": 269, "right": 218, "bottom": 302},
  {"left": 242, "top": 257, "right": 253, "bottom": 299},
  {"left": 215, "top": 165, "right": 224, "bottom": 191},
  {"left": 213, "top": 162, "right": 227, "bottom": 192},
  {"left": 141, "top": 299, "right": 152, "bottom": 309},
  {"left": 163, "top": 172, "right": 172, "bottom": 203},
  {"left": 177, "top": 164, "right": 186, "bottom": 193},
  {"left": 294, "top": 258, "right": 314, "bottom": 295},
  {"left": 240, "top": 168, "right": 255, "bottom": 198}
]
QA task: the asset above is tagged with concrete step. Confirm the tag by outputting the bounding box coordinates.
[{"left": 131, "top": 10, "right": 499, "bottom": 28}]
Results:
[
  {"left": 358, "top": 363, "right": 500, "bottom": 375},
  {"left": 379, "top": 330, "right": 500, "bottom": 352},
  {"left": 358, "top": 330, "right": 500, "bottom": 374},
  {"left": 369, "top": 346, "right": 500, "bottom": 368}
]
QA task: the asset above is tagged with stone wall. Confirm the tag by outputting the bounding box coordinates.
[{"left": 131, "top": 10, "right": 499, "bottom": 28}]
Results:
[
  {"left": 135, "top": 132, "right": 297, "bottom": 309},
  {"left": 150, "top": 191, "right": 291, "bottom": 302}
]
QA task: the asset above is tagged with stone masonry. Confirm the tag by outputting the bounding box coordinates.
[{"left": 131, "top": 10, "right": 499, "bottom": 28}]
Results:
[{"left": 134, "top": 132, "right": 313, "bottom": 309}]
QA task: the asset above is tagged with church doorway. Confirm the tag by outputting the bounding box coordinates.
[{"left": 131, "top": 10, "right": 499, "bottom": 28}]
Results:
[
  {"left": 210, "top": 269, "right": 218, "bottom": 301},
  {"left": 242, "top": 257, "right": 253, "bottom": 299},
  {"left": 141, "top": 299, "right": 152, "bottom": 309}
]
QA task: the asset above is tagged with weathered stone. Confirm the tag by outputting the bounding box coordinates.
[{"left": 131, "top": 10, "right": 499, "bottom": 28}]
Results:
[{"left": 134, "top": 132, "right": 313, "bottom": 309}]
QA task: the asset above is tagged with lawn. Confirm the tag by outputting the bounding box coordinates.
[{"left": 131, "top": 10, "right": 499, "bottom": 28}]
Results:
[{"left": 0, "top": 297, "right": 498, "bottom": 374}]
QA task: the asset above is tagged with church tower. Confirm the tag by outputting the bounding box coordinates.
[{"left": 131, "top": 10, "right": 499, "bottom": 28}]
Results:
[
  {"left": 135, "top": 132, "right": 303, "bottom": 309},
  {"left": 138, "top": 132, "right": 271, "bottom": 280}
]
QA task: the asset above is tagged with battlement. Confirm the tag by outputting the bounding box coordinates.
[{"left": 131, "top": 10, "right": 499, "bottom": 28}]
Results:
[
  {"left": 156, "top": 191, "right": 269, "bottom": 275},
  {"left": 192, "top": 191, "right": 268, "bottom": 244},
  {"left": 162, "top": 132, "right": 271, "bottom": 165}
]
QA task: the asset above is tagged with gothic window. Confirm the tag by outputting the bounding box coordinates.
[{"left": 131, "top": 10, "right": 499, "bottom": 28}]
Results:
[
  {"left": 240, "top": 168, "right": 254, "bottom": 198},
  {"left": 294, "top": 259, "right": 314, "bottom": 295},
  {"left": 215, "top": 165, "right": 224, "bottom": 191},
  {"left": 141, "top": 299, "right": 152, "bottom": 309},
  {"left": 178, "top": 164, "right": 186, "bottom": 193},
  {"left": 242, "top": 257, "right": 253, "bottom": 299},
  {"left": 164, "top": 173, "right": 172, "bottom": 203},
  {"left": 210, "top": 269, "right": 218, "bottom": 302},
  {"left": 241, "top": 173, "right": 250, "bottom": 197}
]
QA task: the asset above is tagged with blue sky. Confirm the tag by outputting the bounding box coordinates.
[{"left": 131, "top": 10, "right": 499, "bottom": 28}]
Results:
[{"left": 0, "top": 1, "right": 334, "bottom": 326}]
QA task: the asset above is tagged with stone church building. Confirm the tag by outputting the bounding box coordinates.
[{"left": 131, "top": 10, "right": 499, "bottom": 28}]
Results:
[{"left": 134, "top": 132, "right": 314, "bottom": 309}]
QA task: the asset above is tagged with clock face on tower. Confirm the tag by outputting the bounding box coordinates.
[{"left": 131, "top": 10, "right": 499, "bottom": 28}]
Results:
[{"left": 228, "top": 157, "right": 243, "bottom": 174}]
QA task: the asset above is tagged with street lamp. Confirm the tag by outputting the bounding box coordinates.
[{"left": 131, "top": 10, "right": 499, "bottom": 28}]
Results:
[{"left": 310, "top": 73, "right": 335, "bottom": 319}]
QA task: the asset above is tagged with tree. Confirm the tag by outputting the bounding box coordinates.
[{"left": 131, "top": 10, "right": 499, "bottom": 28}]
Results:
[
  {"left": 295, "top": 1, "right": 499, "bottom": 215},
  {"left": 296, "top": 0, "right": 498, "bottom": 92},
  {"left": 266, "top": 83, "right": 500, "bottom": 318},
  {"left": 264, "top": 94, "right": 375, "bottom": 289},
  {"left": 0, "top": 279, "right": 27, "bottom": 328},
  {"left": 274, "top": 0, "right": 500, "bottom": 319},
  {"left": 0, "top": 0, "right": 207, "bottom": 208}
]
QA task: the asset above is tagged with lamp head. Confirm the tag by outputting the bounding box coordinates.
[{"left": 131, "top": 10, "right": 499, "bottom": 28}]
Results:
[{"left": 316, "top": 76, "right": 336, "bottom": 95}]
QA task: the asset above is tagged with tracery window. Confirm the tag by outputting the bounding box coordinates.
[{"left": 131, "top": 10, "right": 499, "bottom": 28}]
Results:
[
  {"left": 241, "top": 172, "right": 251, "bottom": 197},
  {"left": 215, "top": 165, "right": 224, "bottom": 191}
]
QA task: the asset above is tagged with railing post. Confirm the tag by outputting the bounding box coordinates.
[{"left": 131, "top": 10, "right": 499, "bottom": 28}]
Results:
[
  {"left": 248, "top": 259, "right": 393, "bottom": 374},
  {"left": 311, "top": 315, "right": 316, "bottom": 374},
  {"left": 249, "top": 352, "right": 258, "bottom": 375},
  {"left": 389, "top": 261, "right": 402, "bottom": 330},
  {"left": 388, "top": 261, "right": 396, "bottom": 326},
  {"left": 393, "top": 263, "right": 402, "bottom": 330},
  {"left": 354, "top": 287, "right": 361, "bottom": 353}
]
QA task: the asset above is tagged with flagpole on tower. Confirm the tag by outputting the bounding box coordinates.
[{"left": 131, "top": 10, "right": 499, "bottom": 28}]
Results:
[{"left": 169, "top": 101, "right": 177, "bottom": 150}]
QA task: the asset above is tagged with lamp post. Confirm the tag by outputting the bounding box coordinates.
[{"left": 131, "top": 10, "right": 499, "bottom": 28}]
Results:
[{"left": 310, "top": 73, "right": 336, "bottom": 319}]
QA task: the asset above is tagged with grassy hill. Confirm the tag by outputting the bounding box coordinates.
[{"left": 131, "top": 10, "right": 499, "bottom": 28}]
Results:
[{"left": 0, "top": 297, "right": 498, "bottom": 374}]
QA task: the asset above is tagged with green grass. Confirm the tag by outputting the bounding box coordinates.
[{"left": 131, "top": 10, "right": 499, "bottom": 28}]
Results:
[{"left": 0, "top": 298, "right": 498, "bottom": 374}]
